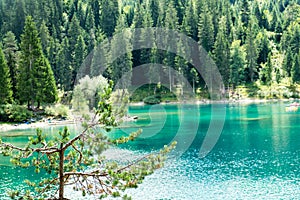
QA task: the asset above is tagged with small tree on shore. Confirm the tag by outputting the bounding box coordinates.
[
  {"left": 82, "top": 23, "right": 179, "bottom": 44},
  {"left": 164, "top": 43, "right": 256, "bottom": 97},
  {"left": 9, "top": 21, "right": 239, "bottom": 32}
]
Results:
[{"left": 0, "top": 82, "right": 176, "bottom": 200}]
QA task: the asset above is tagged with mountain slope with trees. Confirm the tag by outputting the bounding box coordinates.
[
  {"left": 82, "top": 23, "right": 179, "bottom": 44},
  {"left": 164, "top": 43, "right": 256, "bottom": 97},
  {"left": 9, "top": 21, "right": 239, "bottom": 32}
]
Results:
[{"left": 0, "top": 0, "right": 299, "bottom": 106}]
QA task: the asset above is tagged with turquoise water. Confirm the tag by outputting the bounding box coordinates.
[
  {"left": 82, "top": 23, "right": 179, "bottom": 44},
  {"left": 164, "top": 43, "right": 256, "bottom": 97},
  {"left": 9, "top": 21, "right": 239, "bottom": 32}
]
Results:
[{"left": 1, "top": 103, "right": 300, "bottom": 199}]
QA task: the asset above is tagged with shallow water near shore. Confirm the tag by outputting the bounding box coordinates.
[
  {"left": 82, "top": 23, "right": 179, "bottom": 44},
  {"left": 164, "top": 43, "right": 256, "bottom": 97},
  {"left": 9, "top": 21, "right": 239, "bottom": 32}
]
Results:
[{"left": 1, "top": 102, "right": 300, "bottom": 199}]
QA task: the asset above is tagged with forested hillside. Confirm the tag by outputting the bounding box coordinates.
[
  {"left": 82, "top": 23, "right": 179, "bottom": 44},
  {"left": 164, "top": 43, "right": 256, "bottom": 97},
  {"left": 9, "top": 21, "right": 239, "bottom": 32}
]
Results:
[{"left": 1, "top": 0, "right": 300, "bottom": 105}]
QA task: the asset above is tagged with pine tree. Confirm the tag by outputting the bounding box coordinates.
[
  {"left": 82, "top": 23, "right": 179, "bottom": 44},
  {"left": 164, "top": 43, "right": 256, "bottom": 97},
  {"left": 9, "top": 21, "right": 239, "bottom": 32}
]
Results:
[
  {"left": 245, "top": 16, "right": 259, "bottom": 82},
  {"left": 198, "top": 4, "right": 215, "bottom": 52},
  {"left": 39, "top": 20, "right": 50, "bottom": 57},
  {"left": 230, "top": 40, "right": 246, "bottom": 88},
  {"left": 18, "top": 16, "right": 57, "bottom": 109},
  {"left": 0, "top": 47, "right": 13, "bottom": 104},
  {"left": 140, "top": 6, "right": 154, "bottom": 65},
  {"left": 282, "top": 48, "right": 293, "bottom": 77},
  {"left": 89, "top": 0, "right": 100, "bottom": 28},
  {"left": 3, "top": 31, "right": 19, "bottom": 100},
  {"left": 56, "top": 38, "right": 72, "bottom": 91},
  {"left": 73, "top": 35, "right": 87, "bottom": 83},
  {"left": 257, "top": 30, "right": 270, "bottom": 65},
  {"left": 131, "top": 2, "right": 145, "bottom": 68},
  {"left": 213, "top": 16, "right": 230, "bottom": 85},
  {"left": 240, "top": 0, "right": 250, "bottom": 28},
  {"left": 260, "top": 53, "right": 273, "bottom": 86},
  {"left": 110, "top": 14, "right": 132, "bottom": 90},
  {"left": 100, "top": 0, "right": 119, "bottom": 37},
  {"left": 290, "top": 24, "right": 300, "bottom": 53},
  {"left": 291, "top": 53, "right": 300, "bottom": 83},
  {"left": 67, "top": 15, "right": 82, "bottom": 57},
  {"left": 163, "top": 1, "right": 179, "bottom": 92},
  {"left": 13, "top": 0, "right": 26, "bottom": 40},
  {"left": 182, "top": 0, "right": 197, "bottom": 40},
  {"left": 149, "top": 0, "right": 159, "bottom": 26}
]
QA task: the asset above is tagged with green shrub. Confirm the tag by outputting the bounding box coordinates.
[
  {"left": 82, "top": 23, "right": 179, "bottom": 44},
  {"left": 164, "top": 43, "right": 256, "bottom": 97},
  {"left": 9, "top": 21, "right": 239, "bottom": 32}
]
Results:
[
  {"left": 0, "top": 104, "right": 33, "bottom": 122},
  {"left": 143, "top": 95, "right": 161, "bottom": 105},
  {"left": 45, "top": 104, "right": 69, "bottom": 118}
]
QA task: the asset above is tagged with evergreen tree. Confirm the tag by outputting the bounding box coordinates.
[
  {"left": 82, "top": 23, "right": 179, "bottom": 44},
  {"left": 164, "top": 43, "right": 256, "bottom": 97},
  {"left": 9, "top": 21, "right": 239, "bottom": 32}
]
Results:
[
  {"left": 257, "top": 30, "right": 270, "bottom": 65},
  {"left": 260, "top": 53, "right": 273, "bottom": 86},
  {"left": 230, "top": 40, "right": 246, "bottom": 88},
  {"left": 198, "top": 4, "right": 215, "bottom": 52},
  {"left": 149, "top": 0, "right": 159, "bottom": 26},
  {"left": 282, "top": 48, "right": 293, "bottom": 77},
  {"left": 240, "top": 0, "right": 250, "bottom": 28},
  {"left": 56, "top": 38, "right": 72, "bottom": 91},
  {"left": 73, "top": 35, "right": 87, "bottom": 83},
  {"left": 13, "top": 0, "right": 26, "bottom": 40},
  {"left": 110, "top": 14, "right": 132, "bottom": 90},
  {"left": 131, "top": 2, "right": 145, "bottom": 68},
  {"left": 100, "top": 0, "right": 119, "bottom": 37},
  {"left": 39, "top": 20, "right": 50, "bottom": 56},
  {"left": 165, "top": 1, "right": 179, "bottom": 90},
  {"left": 291, "top": 53, "right": 300, "bottom": 83},
  {"left": 2, "top": 31, "right": 19, "bottom": 100},
  {"left": 140, "top": 7, "right": 154, "bottom": 65},
  {"left": 18, "top": 16, "right": 57, "bottom": 109},
  {"left": 0, "top": 47, "right": 13, "bottom": 104},
  {"left": 213, "top": 16, "right": 230, "bottom": 85},
  {"left": 182, "top": 0, "right": 197, "bottom": 40},
  {"left": 245, "top": 16, "right": 259, "bottom": 82},
  {"left": 289, "top": 24, "right": 300, "bottom": 53},
  {"left": 67, "top": 15, "right": 82, "bottom": 57}
]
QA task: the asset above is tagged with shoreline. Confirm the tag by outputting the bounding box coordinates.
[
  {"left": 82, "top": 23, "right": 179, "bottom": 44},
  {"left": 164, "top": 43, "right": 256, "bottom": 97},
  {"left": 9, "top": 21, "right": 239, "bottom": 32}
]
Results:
[
  {"left": 0, "top": 119, "right": 76, "bottom": 132},
  {"left": 1, "top": 98, "right": 298, "bottom": 132},
  {"left": 129, "top": 98, "right": 297, "bottom": 106}
]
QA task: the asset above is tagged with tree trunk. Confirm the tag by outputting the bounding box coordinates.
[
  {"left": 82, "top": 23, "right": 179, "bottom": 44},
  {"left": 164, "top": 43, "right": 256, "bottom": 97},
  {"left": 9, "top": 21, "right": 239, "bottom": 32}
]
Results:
[
  {"left": 192, "top": 79, "right": 195, "bottom": 94},
  {"left": 59, "top": 144, "right": 65, "bottom": 200},
  {"left": 169, "top": 67, "right": 172, "bottom": 92}
]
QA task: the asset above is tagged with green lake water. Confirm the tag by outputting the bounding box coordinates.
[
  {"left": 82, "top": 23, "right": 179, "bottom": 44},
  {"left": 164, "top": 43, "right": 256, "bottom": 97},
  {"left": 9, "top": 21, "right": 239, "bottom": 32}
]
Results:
[{"left": 1, "top": 103, "right": 300, "bottom": 199}]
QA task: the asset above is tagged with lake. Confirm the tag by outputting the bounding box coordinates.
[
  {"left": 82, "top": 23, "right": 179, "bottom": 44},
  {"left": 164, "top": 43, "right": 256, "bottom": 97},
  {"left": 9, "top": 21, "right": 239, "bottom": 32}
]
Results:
[{"left": 1, "top": 103, "right": 300, "bottom": 199}]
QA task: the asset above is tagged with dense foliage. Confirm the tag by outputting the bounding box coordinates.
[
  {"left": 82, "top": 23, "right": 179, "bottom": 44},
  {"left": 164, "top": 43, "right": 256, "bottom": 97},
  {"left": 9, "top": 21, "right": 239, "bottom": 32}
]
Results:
[{"left": 0, "top": 0, "right": 300, "bottom": 105}]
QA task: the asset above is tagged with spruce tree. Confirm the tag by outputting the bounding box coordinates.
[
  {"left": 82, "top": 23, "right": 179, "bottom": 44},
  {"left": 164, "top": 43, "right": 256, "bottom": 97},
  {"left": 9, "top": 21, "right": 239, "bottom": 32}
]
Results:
[
  {"left": 163, "top": 1, "right": 179, "bottom": 92},
  {"left": 73, "top": 35, "right": 87, "bottom": 84},
  {"left": 39, "top": 20, "right": 50, "bottom": 57},
  {"left": 149, "top": 0, "right": 159, "bottom": 26},
  {"left": 257, "top": 30, "right": 270, "bottom": 65},
  {"left": 213, "top": 16, "right": 230, "bottom": 85},
  {"left": 3, "top": 31, "right": 19, "bottom": 100},
  {"left": 67, "top": 15, "right": 82, "bottom": 57},
  {"left": 282, "top": 48, "right": 293, "bottom": 77},
  {"left": 140, "top": 6, "right": 154, "bottom": 65},
  {"left": 0, "top": 47, "right": 13, "bottom": 104},
  {"left": 182, "top": 0, "right": 197, "bottom": 40},
  {"left": 100, "top": 0, "right": 119, "bottom": 37},
  {"left": 260, "top": 53, "right": 273, "bottom": 86},
  {"left": 230, "top": 40, "right": 246, "bottom": 88},
  {"left": 245, "top": 16, "right": 259, "bottom": 82},
  {"left": 291, "top": 53, "right": 300, "bottom": 83},
  {"left": 13, "top": 0, "right": 26, "bottom": 40},
  {"left": 110, "top": 14, "right": 132, "bottom": 90},
  {"left": 198, "top": 4, "right": 215, "bottom": 52},
  {"left": 56, "top": 38, "right": 72, "bottom": 91},
  {"left": 18, "top": 16, "right": 57, "bottom": 109}
]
